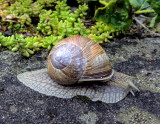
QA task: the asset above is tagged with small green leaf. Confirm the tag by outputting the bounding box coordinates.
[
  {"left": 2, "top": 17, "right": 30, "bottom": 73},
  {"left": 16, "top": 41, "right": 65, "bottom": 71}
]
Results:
[
  {"left": 149, "top": 0, "right": 160, "bottom": 14},
  {"left": 27, "top": 49, "right": 34, "bottom": 54},
  {"left": 149, "top": 15, "right": 160, "bottom": 28},
  {"left": 99, "top": 0, "right": 111, "bottom": 5},
  {"left": 22, "top": 50, "right": 30, "bottom": 57},
  {"left": 129, "top": 0, "right": 150, "bottom": 10},
  {"left": 47, "top": 45, "right": 52, "bottom": 50},
  {"left": 12, "top": 47, "right": 18, "bottom": 52},
  {"left": 95, "top": 0, "right": 132, "bottom": 30}
]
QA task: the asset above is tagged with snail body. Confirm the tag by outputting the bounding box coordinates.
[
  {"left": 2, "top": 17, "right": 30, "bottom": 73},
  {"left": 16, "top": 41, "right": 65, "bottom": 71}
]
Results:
[{"left": 17, "top": 36, "right": 139, "bottom": 103}]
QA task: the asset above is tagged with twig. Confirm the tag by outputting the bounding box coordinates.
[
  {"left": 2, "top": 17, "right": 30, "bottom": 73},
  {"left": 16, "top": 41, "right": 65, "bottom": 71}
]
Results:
[
  {"left": 134, "top": 9, "right": 154, "bottom": 14},
  {"left": 0, "top": 0, "right": 11, "bottom": 5},
  {"left": 134, "top": 16, "right": 160, "bottom": 37},
  {"left": 140, "top": 5, "right": 151, "bottom": 10}
]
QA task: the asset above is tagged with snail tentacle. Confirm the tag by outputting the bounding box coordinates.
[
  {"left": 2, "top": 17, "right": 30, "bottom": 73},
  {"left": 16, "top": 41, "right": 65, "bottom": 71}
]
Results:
[
  {"left": 128, "top": 81, "right": 140, "bottom": 92},
  {"left": 130, "top": 89, "right": 135, "bottom": 96}
]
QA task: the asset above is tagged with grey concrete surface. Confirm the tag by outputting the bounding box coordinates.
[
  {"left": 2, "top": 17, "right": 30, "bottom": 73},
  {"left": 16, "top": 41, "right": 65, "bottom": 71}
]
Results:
[{"left": 0, "top": 37, "right": 160, "bottom": 124}]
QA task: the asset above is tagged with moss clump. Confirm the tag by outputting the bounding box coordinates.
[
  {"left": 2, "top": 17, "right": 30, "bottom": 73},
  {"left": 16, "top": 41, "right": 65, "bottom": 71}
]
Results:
[
  {"left": 0, "top": 33, "right": 58, "bottom": 57},
  {"left": 0, "top": 0, "right": 116, "bottom": 57},
  {"left": 118, "top": 106, "right": 160, "bottom": 124},
  {"left": 37, "top": 1, "right": 89, "bottom": 37},
  {"left": 136, "top": 70, "right": 160, "bottom": 93},
  {"left": 79, "top": 112, "right": 99, "bottom": 124},
  {"left": 1, "top": 0, "right": 57, "bottom": 31}
]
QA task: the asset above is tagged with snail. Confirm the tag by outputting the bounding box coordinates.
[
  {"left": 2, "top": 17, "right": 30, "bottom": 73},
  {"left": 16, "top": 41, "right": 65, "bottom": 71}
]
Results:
[{"left": 17, "top": 36, "right": 139, "bottom": 103}]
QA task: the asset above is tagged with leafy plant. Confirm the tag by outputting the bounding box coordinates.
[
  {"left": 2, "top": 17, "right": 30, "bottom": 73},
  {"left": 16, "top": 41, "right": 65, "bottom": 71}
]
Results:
[
  {"left": 95, "top": 0, "right": 160, "bottom": 35},
  {"left": 147, "top": 0, "right": 160, "bottom": 28},
  {"left": 0, "top": 0, "right": 160, "bottom": 57},
  {"left": 95, "top": 0, "right": 132, "bottom": 31},
  {"left": 37, "top": 1, "right": 89, "bottom": 36}
]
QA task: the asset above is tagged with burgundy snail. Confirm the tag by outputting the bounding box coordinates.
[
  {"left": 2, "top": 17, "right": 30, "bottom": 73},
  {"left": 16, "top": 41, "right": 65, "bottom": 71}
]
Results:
[{"left": 17, "top": 36, "right": 139, "bottom": 103}]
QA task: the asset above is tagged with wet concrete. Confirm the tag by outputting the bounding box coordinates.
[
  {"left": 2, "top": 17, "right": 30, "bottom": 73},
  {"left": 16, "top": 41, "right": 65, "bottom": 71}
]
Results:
[{"left": 0, "top": 37, "right": 160, "bottom": 124}]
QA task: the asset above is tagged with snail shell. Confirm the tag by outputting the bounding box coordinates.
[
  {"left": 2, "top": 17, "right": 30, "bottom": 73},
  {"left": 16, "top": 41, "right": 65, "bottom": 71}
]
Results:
[
  {"left": 17, "top": 36, "right": 139, "bottom": 103},
  {"left": 47, "top": 36, "right": 113, "bottom": 85}
]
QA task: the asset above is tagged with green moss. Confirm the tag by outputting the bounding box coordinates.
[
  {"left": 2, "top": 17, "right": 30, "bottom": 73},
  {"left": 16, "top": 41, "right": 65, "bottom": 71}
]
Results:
[
  {"left": 0, "top": 0, "right": 118, "bottom": 57},
  {"left": 79, "top": 112, "right": 99, "bottom": 124},
  {"left": 0, "top": 33, "right": 58, "bottom": 57},
  {"left": 37, "top": 1, "right": 89, "bottom": 37},
  {"left": 118, "top": 106, "right": 160, "bottom": 124},
  {"left": 136, "top": 71, "right": 160, "bottom": 93},
  {"left": 1, "top": 0, "right": 57, "bottom": 31}
]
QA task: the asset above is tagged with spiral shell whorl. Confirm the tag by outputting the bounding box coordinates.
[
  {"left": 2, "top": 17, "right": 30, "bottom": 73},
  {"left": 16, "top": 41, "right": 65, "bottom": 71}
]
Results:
[
  {"left": 47, "top": 36, "right": 112, "bottom": 85},
  {"left": 48, "top": 43, "right": 86, "bottom": 85}
]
